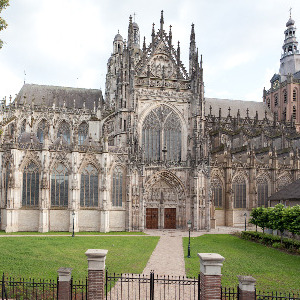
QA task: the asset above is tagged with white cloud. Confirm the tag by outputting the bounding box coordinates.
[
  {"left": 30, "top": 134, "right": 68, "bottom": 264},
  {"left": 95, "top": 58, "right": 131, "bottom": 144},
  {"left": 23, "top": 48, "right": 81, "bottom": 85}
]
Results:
[{"left": 223, "top": 52, "right": 255, "bottom": 70}]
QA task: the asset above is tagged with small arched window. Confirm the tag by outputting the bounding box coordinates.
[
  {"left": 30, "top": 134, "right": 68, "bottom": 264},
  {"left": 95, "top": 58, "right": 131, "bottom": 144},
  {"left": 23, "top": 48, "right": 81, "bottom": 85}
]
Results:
[
  {"left": 274, "top": 94, "right": 278, "bottom": 107},
  {"left": 51, "top": 164, "right": 69, "bottom": 207},
  {"left": 283, "top": 90, "right": 287, "bottom": 103},
  {"left": 293, "top": 89, "right": 297, "bottom": 101},
  {"left": 257, "top": 176, "right": 268, "bottom": 207},
  {"left": 293, "top": 106, "right": 296, "bottom": 119},
  {"left": 57, "top": 121, "right": 70, "bottom": 144},
  {"left": 22, "top": 162, "right": 39, "bottom": 207},
  {"left": 80, "top": 164, "right": 98, "bottom": 207},
  {"left": 37, "top": 120, "right": 48, "bottom": 143},
  {"left": 78, "top": 122, "right": 88, "bottom": 145},
  {"left": 267, "top": 98, "right": 270, "bottom": 108},
  {"left": 211, "top": 177, "right": 222, "bottom": 208},
  {"left": 232, "top": 175, "right": 246, "bottom": 208},
  {"left": 112, "top": 166, "right": 124, "bottom": 207}
]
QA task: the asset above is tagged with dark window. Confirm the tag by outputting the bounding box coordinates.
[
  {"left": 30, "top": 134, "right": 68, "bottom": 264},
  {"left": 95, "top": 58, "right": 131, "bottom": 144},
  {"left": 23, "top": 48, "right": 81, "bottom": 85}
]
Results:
[
  {"left": 283, "top": 90, "right": 287, "bottom": 103},
  {"left": 293, "top": 89, "right": 297, "bottom": 101},
  {"left": 51, "top": 164, "right": 69, "bottom": 207},
  {"left": 274, "top": 94, "right": 278, "bottom": 107},
  {"left": 4, "top": 162, "right": 11, "bottom": 207},
  {"left": 257, "top": 177, "right": 268, "bottom": 207},
  {"left": 22, "top": 163, "right": 39, "bottom": 207},
  {"left": 293, "top": 106, "right": 296, "bottom": 119},
  {"left": 233, "top": 176, "right": 246, "bottom": 208},
  {"left": 80, "top": 164, "right": 98, "bottom": 207},
  {"left": 211, "top": 178, "right": 222, "bottom": 208}
]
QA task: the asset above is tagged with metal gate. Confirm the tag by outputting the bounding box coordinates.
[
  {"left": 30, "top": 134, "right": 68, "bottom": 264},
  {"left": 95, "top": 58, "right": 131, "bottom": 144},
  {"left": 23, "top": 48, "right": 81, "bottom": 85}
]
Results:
[{"left": 105, "top": 271, "right": 200, "bottom": 300}]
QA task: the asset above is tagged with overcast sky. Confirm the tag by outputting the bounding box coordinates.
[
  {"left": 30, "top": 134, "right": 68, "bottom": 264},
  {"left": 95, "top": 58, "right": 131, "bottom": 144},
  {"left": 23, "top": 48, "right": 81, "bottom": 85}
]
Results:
[{"left": 0, "top": 0, "right": 300, "bottom": 103}]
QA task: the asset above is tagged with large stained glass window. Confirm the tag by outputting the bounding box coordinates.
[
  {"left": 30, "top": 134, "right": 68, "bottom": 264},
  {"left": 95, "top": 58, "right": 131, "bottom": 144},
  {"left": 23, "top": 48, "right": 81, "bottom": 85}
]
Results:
[
  {"left": 80, "top": 164, "right": 98, "bottom": 207},
  {"left": 4, "top": 162, "right": 11, "bottom": 207},
  {"left": 57, "top": 121, "right": 70, "bottom": 144},
  {"left": 211, "top": 177, "right": 222, "bottom": 208},
  {"left": 78, "top": 122, "right": 88, "bottom": 145},
  {"left": 22, "top": 162, "right": 39, "bottom": 207},
  {"left": 257, "top": 176, "right": 268, "bottom": 207},
  {"left": 112, "top": 166, "right": 123, "bottom": 207},
  {"left": 142, "top": 105, "right": 181, "bottom": 162},
  {"left": 37, "top": 120, "right": 48, "bottom": 143},
  {"left": 51, "top": 164, "right": 69, "bottom": 207},
  {"left": 232, "top": 175, "right": 246, "bottom": 208}
]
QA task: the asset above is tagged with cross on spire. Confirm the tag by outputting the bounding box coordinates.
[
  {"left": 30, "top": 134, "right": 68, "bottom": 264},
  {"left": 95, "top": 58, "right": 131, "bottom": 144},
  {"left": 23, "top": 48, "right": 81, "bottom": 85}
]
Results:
[
  {"left": 289, "top": 7, "right": 292, "bottom": 18},
  {"left": 133, "top": 12, "right": 136, "bottom": 22}
]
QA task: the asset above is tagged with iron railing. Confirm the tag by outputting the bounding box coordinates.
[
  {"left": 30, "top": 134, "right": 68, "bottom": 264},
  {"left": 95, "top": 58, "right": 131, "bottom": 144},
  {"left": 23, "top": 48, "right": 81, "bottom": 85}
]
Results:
[
  {"left": 71, "top": 277, "right": 88, "bottom": 300},
  {"left": 256, "top": 290, "right": 300, "bottom": 299},
  {"left": 105, "top": 270, "right": 200, "bottom": 300},
  {"left": 221, "top": 286, "right": 239, "bottom": 299}
]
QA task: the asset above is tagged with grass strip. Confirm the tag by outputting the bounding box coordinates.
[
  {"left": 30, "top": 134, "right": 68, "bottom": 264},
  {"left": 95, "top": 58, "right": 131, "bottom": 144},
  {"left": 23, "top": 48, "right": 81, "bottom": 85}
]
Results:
[{"left": 183, "top": 234, "right": 300, "bottom": 292}]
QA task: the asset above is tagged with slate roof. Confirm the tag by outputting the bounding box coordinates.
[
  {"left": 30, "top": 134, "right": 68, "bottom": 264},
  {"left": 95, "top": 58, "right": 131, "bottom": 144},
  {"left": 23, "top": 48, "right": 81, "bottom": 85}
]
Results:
[
  {"left": 294, "top": 71, "right": 300, "bottom": 79},
  {"left": 205, "top": 98, "right": 273, "bottom": 120},
  {"left": 15, "top": 84, "right": 103, "bottom": 110},
  {"left": 269, "top": 179, "right": 300, "bottom": 201}
]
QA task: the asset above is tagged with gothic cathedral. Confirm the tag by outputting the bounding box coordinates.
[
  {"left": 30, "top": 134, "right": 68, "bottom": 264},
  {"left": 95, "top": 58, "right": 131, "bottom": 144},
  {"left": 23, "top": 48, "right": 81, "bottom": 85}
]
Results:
[{"left": 1, "top": 12, "right": 300, "bottom": 232}]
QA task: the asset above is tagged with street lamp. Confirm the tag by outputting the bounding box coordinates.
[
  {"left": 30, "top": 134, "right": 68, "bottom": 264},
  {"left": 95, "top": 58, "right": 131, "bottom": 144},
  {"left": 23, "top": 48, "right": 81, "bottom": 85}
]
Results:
[
  {"left": 72, "top": 211, "right": 75, "bottom": 237},
  {"left": 244, "top": 213, "right": 247, "bottom": 232},
  {"left": 187, "top": 220, "right": 192, "bottom": 258}
]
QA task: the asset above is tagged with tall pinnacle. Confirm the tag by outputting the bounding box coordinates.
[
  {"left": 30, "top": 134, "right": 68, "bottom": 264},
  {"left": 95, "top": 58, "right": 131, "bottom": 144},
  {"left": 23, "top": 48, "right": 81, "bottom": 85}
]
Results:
[{"left": 160, "top": 10, "right": 164, "bottom": 33}]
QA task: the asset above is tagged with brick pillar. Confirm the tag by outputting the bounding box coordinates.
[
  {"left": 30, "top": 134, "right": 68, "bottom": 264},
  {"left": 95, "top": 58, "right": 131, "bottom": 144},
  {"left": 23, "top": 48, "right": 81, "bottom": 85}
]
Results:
[
  {"left": 237, "top": 275, "right": 256, "bottom": 300},
  {"left": 57, "top": 267, "right": 72, "bottom": 300},
  {"left": 85, "top": 249, "right": 108, "bottom": 300},
  {"left": 198, "top": 253, "right": 225, "bottom": 300}
]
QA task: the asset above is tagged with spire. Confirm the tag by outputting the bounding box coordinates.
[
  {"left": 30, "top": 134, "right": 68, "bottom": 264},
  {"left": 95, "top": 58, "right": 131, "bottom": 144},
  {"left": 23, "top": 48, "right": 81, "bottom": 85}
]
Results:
[
  {"left": 279, "top": 10, "right": 300, "bottom": 76},
  {"left": 152, "top": 23, "right": 155, "bottom": 46},
  {"left": 160, "top": 10, "right": 164, "bottom": 33},
  {"left": 169, "top": 25, "right": 172, "bottom": 46},
  {"left": 143, "top": 36, "right": 146, "bottom": 52},
  {"left": 190, "top": 23, "right": 195, "bottom": 43},
  {"left": 128, "top": 15, "right": 133, "bottom": 47},
  {"left": 177, "top": 41, "right": 180, "bottom": 63}
]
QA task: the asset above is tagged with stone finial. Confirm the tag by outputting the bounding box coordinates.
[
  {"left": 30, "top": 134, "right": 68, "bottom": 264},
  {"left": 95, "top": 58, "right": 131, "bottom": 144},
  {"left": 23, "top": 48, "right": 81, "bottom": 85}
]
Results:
[
  {"left": 85, "top": 249, "right": 108, "bottom": 270},
  {"left": 57, "top": 267, "right": 72, "bottom": 282}
]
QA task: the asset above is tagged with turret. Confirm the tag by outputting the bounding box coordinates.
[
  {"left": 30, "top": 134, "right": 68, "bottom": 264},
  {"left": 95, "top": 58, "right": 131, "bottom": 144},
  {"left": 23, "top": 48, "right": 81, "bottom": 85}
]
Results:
[
  {"left": 113, "top": 31, "right": 124, "bottom": 54},
  {"left": 279, "top": 11, "right": 300, "bottom": 77}
]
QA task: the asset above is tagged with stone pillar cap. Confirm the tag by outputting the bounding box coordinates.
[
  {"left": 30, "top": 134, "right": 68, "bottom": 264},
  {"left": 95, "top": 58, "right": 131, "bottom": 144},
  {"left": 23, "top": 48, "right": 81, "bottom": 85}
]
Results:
[
  {"left": 237, "top": 275, "right": 256, "bottom": 284},
  {"left": 85, "top": 249, "right": 108, "bottom": 257},
  {"left": 198, "top": 253, "right": 225, "bottom": 262},
  {"left": 57, "top": 267, "right": 72, "bottom": 275}
]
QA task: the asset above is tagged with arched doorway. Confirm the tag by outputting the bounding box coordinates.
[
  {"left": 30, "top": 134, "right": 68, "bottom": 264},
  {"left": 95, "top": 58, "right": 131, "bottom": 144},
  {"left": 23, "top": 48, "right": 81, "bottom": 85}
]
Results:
[{"left": 144, "top": 171, "right": 186, "bottom": 229}]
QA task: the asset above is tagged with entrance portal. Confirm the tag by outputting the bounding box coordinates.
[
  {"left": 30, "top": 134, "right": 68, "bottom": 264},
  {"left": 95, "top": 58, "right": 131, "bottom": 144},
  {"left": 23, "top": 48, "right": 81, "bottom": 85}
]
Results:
[
  {"left": 164, "top": 208, "right": 176, "bottom": 229},
  {"left": 146, "top": 208, "right": 158, "bottom": 229}
]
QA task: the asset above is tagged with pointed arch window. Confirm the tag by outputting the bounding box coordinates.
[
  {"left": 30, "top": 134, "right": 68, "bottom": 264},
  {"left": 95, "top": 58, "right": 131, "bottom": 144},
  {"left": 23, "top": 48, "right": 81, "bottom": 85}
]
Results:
[
  {"left": 78, "top": 122, "right": 88, "bottom": 145},
  {"left": 80, "top": 164, "right": 98, "bottom": 207},
  {"left": 293, "top": 106, "right": 296, "bottom": 119},
  {"left": 20, "top": 120, "right": 26, "bottom": 137},
  {"left": 22, "top": 162, "right": 39, "bottom": 207},
  {"left": 112, "top": 166, "right": 124, "bottom": 207},
  {"left": 278, "top": 176, "right": 291, "bottom": 191},
  {"left": 211, "top": 177, "right": 222, "bottom": 208},
  {"left": 51, "top": 164, "right": 69, "bottom": 207},
  {"left": 232, "top": 175, "right": 246, "bottom": 208},
  {"left": 57, "top": 121, "right": 70, "bottom": 144},
  {"left": 293, "top": 89, "right": 297, "bottom": 101},
  {"left": 142, "top": 105, "right": 182, "bottom": 162},
  {"left": 274, "top": 94, "right": 278, "bottom": 107},
  {"left": 257, "top": 176, "right": 268, "bottom": 207},
  {"left": 37, "top": 120, "right": 48, "bottom": 143},
  {"left": 283, "top": 90, "right": 287, "bottom": 103},
  {"left": 4, "top": 162, "right": 11, "bottom": 207}
]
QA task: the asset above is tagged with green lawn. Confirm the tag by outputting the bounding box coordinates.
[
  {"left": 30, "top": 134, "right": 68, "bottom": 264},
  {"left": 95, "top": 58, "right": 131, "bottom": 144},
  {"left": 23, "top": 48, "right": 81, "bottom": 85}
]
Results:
[
  {"left": 0, "top": 231, "right": 145, "bottom": 235},
  {"left": 183, "top": 234, "right": 300, "bottom": 293},
  {"left": 0, "top": 236, "right": 159, "bottom": 280}
]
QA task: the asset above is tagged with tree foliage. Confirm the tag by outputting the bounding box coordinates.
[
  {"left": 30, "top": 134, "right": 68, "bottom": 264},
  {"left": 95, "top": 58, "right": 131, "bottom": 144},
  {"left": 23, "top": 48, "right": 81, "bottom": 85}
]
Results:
[
  {"left": 0, "top": 0, "right": 9, "bottom": 49},
  {"left": 250, "top": 204, "right": 300, "bottom": 242}
]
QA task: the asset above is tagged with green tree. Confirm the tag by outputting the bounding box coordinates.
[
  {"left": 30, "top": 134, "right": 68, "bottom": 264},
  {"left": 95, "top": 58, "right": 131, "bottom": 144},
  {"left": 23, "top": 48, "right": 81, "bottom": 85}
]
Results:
[
  {"left": 285, "top": 205, "right": 300, "bottom": 236},
  {"left": 249, "top": 207, "right": 259, "bottom": 231},
  {"left": 0, "top": 0, "right": 9, "bottom": 49},
  {"left": 268, "top": 204, "right": 286, "bottom": 243}
]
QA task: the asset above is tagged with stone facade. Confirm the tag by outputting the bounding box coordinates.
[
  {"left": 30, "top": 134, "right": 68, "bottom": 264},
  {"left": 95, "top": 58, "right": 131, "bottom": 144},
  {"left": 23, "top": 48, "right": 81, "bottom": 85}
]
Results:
[{"left": 0, "top": 12, "right": 300, "bottom": 232}]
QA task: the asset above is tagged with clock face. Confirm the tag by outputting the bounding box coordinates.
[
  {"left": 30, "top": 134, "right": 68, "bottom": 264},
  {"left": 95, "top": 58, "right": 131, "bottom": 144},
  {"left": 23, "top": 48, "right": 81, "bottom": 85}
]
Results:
[
  {"left": 150, "top": 54, "right": 174, "bottom": 79},
  {"left": 273, "top": 80, "right": 280, "bottom": 89}
]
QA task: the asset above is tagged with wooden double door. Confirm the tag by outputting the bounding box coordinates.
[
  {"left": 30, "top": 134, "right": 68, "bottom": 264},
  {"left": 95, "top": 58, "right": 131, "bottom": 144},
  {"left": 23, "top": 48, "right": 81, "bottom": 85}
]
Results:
[{"left": 146, "top": 208, "right": 176, "bottom": 229}]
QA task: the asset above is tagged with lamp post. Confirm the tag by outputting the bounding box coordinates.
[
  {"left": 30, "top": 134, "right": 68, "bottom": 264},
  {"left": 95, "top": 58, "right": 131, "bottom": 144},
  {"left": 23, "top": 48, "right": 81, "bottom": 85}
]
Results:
[
  {"left": 187, "top": 220, "right": 192, "bottom": 258},
  {"left": 72, "top": 211, "right": 75, "bottom": 237},
  {"left": 244, "top": 213, "right": 247, "bottom": 232}
]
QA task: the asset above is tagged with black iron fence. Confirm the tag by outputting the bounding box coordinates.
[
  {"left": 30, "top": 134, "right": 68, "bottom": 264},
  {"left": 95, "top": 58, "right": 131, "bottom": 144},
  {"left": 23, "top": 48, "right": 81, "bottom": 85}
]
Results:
[
  {"left": 1, "top": 273, "right": 57, "bottom": 299},
  {"left": 71, "top": 277, "right": 88, "bottom": 300},
  {"left": 0, "top": 273, "right": 88, "bottom": 300},
  {"left": 105, "top": 270, "right": 200, "bottom": 300},
  {"left": 221, "top": 286, "right": 300, "bottom": 300}
]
